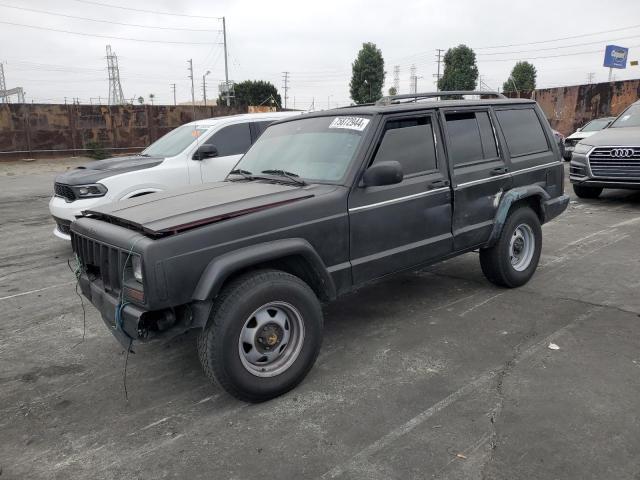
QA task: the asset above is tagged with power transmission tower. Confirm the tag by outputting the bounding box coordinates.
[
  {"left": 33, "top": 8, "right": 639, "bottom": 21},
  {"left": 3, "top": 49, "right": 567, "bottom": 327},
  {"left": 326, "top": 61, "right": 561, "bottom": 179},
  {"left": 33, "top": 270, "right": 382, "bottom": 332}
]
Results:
[
  {"left": 106, "top": 45, "right": 125, "bottom": 105},
  {"left": 222, "top": 16, "right": 230, "bottom": 107},
  {"left": 0, "top": 63, "right": 6, "bottom": 104},
  {"left": 170, "top": 83, "right": 176, "bottom": 105},
  {"left": 410, "top": 65, "right": 417, "bottom": 94},
  {"left": 282, "top": 71, "right": 290, "bottom": 109},
  {"left": 188, "top": 59, "right": 196, "bottom": 119},
  {"left": 434, "top": 48, "right": 444, "bottom": 90},
  {"left": 587, "top": 72, "right": 595, "bottom": 84},
  {"left": 393, "top": 65, "right": 400, "bottom": 94}
]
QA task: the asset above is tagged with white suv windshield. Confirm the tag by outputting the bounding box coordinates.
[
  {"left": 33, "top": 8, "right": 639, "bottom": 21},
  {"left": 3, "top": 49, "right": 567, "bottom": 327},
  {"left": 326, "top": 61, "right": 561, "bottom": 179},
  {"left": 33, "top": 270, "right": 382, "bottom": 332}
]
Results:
[
  {"left": 581, "top": 118, "right": 611, "bottom": 132},
  {"left": 610, "top": 104, "right": 640, "bottom": 128},
  {"left": 234, "top": 116, "right": 370, "bottom": 183},
  {"left": 142, "top": 124, "right": 208, "bottom": 157}
]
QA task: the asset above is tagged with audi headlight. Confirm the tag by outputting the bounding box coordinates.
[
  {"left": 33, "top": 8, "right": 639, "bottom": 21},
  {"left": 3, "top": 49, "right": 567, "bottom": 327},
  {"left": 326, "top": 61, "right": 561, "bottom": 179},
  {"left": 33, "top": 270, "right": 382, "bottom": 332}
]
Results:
[
  {"left": 573, "top": 143, "right": 592, "bottom": 155},
  {"left": 132, "top": 255, "right": 143, "bottom": 283},
  {"left": 72, "top": 183, "right": 107, "bottom": 198}
]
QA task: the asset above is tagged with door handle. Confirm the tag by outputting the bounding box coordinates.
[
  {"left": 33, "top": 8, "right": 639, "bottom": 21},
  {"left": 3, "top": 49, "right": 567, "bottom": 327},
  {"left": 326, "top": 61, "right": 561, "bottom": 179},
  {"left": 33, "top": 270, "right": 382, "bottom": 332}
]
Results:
[
  {"left": 490, "top": 166, "right": 508, "bottom": 176},
  {"left": 428, "top": 179, "right": 450, "bottom": 189}
]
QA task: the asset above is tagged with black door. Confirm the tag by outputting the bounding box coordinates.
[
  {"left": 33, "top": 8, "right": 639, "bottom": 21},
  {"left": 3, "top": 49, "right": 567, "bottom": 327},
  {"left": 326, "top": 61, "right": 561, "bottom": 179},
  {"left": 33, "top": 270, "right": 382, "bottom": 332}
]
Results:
[
  {"left": 441, "top": 108, "right": 512, "bottom": 251},
  {"left": 348, "top": 112, "right": 453, "bottom": 284}
]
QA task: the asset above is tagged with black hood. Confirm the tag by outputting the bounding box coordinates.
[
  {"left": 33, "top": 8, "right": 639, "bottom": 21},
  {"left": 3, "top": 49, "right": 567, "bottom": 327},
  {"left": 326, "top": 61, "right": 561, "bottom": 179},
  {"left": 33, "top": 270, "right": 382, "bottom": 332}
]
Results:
[
  {"left": 84, "top": 180, "right": 316, "bottom": 236},
  {"left": 55, "top": 155, "right": 164, "bottom": 185}
]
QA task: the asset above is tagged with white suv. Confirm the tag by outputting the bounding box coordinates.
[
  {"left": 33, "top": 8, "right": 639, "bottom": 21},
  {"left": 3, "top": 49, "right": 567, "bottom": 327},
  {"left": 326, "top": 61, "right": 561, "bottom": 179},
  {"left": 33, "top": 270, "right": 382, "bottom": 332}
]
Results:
[{"left": 49, "top": 111, "right": 300, "bottom": 240}]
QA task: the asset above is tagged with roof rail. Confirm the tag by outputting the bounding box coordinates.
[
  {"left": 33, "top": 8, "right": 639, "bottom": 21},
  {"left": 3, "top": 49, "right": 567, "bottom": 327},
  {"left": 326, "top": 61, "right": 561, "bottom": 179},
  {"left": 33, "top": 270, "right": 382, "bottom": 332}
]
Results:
[{"left": 376, "top": 90, "right": 506, "bottom": 105}]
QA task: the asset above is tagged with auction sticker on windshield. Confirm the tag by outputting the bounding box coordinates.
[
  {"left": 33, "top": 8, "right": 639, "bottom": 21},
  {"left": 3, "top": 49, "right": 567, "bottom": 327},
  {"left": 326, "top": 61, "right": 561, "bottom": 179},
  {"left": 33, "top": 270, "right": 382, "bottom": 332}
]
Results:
[{"left": 329, "top": 117, "right": 370, "bottom": 131}]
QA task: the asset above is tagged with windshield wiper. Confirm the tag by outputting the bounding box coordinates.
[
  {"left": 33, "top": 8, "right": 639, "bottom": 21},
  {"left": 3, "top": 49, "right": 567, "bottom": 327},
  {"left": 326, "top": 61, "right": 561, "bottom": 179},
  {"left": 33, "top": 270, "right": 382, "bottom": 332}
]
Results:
[
  {"left": 228, "top": 168, "right": 254, "bottom": 180},
  {"left": 138, "top": 153, "right": 151, "bottom": 157},
  {"left": 260, "top": 169, "right": 307, "bottom": 186}
]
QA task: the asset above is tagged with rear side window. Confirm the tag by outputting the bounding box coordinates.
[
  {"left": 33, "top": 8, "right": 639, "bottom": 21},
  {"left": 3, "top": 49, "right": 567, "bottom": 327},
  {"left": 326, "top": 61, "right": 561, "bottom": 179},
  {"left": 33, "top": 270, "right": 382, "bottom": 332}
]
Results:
[
  {"left": 205, "top": 123, "right": 252, "bottom": 156},
  {"left": 372, "top": 116, "right": 437, "bottom": 175},
  {"left": 495, "top": 108, "right": 549, "bottom": 157},
  {"left": 253, "top": 121, "right": 273, "bottom": 138},
  {"left": 445, "top": 111, "right": 498, "bottom": 166}
]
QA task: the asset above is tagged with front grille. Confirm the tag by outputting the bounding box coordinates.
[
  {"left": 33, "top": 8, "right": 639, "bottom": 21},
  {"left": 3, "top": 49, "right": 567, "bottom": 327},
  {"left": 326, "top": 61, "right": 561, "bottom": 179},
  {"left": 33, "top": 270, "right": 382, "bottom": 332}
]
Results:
[
  {"left": 588, "top": 147, "right": 640, "bottom": 179},
  {"left": 54, "top": 183, "right": 76, "bottom": 202},
  {"left": 71, "top": 232, "right": 130, "bottom": 295}
]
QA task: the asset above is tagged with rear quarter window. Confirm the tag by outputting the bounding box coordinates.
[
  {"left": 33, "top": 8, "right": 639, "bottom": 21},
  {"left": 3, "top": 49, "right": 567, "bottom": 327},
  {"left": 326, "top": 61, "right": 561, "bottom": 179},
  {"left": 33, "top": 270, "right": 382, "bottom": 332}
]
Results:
[{"left": 495, "top": 108, "right": 549, "bottom": 158}]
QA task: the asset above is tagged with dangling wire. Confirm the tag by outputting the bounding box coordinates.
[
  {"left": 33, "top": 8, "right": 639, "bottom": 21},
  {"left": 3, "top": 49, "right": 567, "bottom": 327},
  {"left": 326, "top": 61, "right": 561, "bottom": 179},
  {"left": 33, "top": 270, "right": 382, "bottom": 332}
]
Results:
[
  {"left": 67, "top": 254, "right": 86, "bottom": 348},
  {"left": 116, "top": 237, "right": 143, "bottom": 401}
]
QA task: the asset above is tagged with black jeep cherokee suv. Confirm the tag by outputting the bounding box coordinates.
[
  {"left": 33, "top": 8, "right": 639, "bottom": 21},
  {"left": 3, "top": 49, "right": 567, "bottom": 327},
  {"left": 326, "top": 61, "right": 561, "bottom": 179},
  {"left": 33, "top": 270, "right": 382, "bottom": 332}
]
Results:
[{"left": 71, "top": 91, "right": 569, "bottom": 402}]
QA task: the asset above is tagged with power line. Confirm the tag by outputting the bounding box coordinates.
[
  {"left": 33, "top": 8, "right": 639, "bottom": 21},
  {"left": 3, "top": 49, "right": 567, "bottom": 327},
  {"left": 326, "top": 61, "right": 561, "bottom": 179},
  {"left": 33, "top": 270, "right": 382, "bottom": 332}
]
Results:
[
  {"left": 479, "top": 44, "right": 640, "bottom": 62},
  {"left": 477, "top": 33, "right": 640, "bottom": 56},
  {"left": 475, "top": 23, "right": 640, "bottom": 49},
  {"left": 69, "top": 0, "right": 222, "bottom": 19},
  {"left": 0, "top": 20, "right": 218, "bottom": 44},
  {"left": 0, "top": 3, "right": 219, "bottom": 32}
]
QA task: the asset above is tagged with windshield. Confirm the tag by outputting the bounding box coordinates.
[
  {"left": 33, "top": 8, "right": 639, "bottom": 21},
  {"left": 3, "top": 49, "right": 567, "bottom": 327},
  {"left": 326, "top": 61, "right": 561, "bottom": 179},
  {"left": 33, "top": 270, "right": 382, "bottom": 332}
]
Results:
[
  {"left": 142, "top": 124, "right": 208, "bottom": 157},
  {"left": 581, "top": 118, "right": 611, "bottom": 132},
  {"left": 610, "top": 104, "right": 640, "bottom": 128},
  {"left": 233, "top": 115, "right": 371, "bottom": 183}
]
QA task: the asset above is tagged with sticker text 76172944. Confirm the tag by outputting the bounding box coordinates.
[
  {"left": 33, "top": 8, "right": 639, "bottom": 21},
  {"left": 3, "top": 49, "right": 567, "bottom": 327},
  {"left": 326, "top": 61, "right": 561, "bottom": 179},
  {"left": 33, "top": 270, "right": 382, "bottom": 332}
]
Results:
[{"left": 329, "top": 117, "right": 370, "bottom": 132}]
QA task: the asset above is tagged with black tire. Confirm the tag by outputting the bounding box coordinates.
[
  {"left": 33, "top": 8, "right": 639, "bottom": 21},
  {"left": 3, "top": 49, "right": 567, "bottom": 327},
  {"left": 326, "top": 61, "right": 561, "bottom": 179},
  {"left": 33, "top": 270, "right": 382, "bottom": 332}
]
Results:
[
  {"left": 572, "top": 184, "right": 603, "bottom": 199},
  {"left": 480, "top": 206, "right": 542, "bottom": 288},
  {"left": 563, "top": 151, "right": 572, "bottom": 162},
  {"left": 197, "top": 269, "right": 323, "bottom": 402}
]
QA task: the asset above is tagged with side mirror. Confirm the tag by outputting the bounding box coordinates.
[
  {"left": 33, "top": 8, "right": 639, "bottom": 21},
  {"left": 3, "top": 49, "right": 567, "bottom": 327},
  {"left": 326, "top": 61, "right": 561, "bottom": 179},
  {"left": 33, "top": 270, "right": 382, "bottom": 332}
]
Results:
[
  {"left": 193, "top": 144, "right": 218, "bottom": 160},
  {"left": 576, "top": 127, "right": 582, "bottom": 132},
  {"left": 362, "top": 161, "right": 403, "bottom": 187}
]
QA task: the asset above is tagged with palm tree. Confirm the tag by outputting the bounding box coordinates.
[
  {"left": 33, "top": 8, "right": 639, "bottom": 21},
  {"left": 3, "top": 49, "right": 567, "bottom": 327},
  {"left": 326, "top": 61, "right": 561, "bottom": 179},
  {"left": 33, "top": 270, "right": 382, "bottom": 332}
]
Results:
[
  {"left": 137, "top": 96, "right": 144, "bottom": 105},
  {"left": 149, "top": 93, "right": 155, "bottom": 106}
]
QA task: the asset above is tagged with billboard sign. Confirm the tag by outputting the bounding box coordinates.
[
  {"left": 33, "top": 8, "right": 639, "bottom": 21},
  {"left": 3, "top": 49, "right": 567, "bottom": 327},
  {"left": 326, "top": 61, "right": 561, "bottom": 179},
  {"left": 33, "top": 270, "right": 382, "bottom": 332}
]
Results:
[{"left": 603, "top": 45, "right": 628, "bottom": 69}]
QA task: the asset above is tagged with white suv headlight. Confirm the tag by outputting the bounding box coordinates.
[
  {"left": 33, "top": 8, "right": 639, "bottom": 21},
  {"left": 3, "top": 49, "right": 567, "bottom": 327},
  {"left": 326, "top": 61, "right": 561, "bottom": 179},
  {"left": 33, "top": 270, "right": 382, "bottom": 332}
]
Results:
[{"left": 573, "top": 143, "right": 592, "bottom": 155}]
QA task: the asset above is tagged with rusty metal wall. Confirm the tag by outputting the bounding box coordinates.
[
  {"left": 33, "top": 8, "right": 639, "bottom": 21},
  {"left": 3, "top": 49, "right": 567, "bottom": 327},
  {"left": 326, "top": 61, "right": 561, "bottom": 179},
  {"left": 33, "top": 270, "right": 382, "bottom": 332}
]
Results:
[
  {"left": 0, "top": 104, "right": 246, "bottom": 159},
  {"left": 526, "top": 79, "right": 640, "bottom": 136}
]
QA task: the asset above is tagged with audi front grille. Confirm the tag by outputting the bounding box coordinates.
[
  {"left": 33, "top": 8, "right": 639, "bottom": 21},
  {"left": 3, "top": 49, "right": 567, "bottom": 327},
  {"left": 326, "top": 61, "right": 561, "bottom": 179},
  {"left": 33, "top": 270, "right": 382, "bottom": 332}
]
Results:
[{"left": 588, "top": 147, "right": 640, "bottom": 179}]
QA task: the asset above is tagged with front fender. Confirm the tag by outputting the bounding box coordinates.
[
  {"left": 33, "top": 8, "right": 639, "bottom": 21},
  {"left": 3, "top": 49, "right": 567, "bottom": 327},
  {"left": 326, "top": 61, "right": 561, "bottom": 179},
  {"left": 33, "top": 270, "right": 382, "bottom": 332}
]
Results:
[
  {"left": 191, "top": 238, "right": 336, "bottom": 303},
  {"left": 486, "top": 185, "right": 550, "bottom": 246}
]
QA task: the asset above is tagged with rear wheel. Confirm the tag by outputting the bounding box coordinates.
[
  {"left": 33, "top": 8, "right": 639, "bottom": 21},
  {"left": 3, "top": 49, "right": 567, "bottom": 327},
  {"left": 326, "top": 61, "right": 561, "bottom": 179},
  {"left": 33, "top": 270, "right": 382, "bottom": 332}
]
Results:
[
  {"left": 480, "top": 206, "right": 542, "bottom": 288},
  {"left": 572, "top": 184, "right": 603, "bottom": 199},
  {"left": 197, "top": 269, "right": 323, "bottom": 402}
]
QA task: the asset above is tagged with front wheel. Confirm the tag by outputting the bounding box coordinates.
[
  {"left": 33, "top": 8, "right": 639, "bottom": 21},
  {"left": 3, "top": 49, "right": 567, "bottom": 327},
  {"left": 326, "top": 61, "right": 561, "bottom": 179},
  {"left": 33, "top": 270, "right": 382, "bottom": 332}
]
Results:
[
  {"left": 197, "top": 269, "right": 323, "bottom": 402},
  {"left": 480, "top": 206, "right": 542, "bottom": 288}
]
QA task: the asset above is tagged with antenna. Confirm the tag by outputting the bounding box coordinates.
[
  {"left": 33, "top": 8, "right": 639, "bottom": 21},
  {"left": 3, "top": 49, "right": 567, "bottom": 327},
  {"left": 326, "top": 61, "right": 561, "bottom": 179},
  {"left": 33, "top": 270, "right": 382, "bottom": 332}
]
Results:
[{"left": 106, "top": 45, "right": 125, "bottom": 105}]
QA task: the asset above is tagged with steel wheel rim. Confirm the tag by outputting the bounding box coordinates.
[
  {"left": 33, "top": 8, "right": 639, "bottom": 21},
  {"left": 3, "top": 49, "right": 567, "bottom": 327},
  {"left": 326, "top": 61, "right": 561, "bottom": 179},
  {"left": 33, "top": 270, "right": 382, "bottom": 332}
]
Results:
[
  {"left": 238, "top": 301, "right": 305, "bottom": 378},
  {"left": 509, "top": 223, "right": 535, "bottom": 272}
]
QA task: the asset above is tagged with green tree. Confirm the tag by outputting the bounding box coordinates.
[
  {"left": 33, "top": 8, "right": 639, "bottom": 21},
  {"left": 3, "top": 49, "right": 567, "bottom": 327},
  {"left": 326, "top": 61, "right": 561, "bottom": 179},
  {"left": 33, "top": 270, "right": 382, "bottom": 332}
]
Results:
[
  {"left": 350, "top": 42, "right": 385, "bottom": 104},
  {"left": 220, "top": 80, "right": 281, "bottom": 108},
  {"left": 149, "top": 93, "right": 155, "bottom": 105},
  {"left": 137, "top": 96, "right": 144, "bottom": 105},
  {"left": 388, "top": 86, "right": 397, "bottom": 96},
  {"left": 503, "top": 61, "right": 537, "bottom": 94},
  {"left": 438, "top": 44, "right": 479, "bottom": 91}
]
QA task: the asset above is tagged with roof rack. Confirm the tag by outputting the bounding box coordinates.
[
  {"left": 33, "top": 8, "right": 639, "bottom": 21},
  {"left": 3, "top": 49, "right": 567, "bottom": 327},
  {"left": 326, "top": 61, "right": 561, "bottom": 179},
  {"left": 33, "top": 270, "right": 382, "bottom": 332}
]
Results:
[{"left": 376, "top": 90, "right": 506, "bottom": 106}]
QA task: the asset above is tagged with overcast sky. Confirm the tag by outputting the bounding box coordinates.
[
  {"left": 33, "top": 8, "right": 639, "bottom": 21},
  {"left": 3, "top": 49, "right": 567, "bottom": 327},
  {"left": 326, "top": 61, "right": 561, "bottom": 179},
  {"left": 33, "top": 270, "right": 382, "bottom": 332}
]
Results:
[{"left": 2, "top": 0, "right": 640, "bottom": 107}]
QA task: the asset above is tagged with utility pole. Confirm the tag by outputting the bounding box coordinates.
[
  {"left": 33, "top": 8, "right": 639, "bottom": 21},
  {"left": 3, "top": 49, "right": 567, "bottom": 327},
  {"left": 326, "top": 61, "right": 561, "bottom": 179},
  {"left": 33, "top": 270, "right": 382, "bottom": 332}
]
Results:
[
  {"left": 188, "top": 59, "right": 196, "bottom": 120},
  {"left": 327, "top": 94, "right": 332, "bottom": 109},
  {"left": 202, "top": 70, "right": 210, "bottom": 106},
  {"left": 170, "top": 83, "right": 176, "bottom": 105},
  {"left": 393, "top": 65, "right": 400, "bottom": 94},
  {"left": 0, "top": 63, "right": 6, "bottom": 104},
  {"left": 282, "top": 71, "right": 290, "bottom": 109},
  {"left": 222, "top": 16, "right": 230, "bottom": 107},
  {"left": 410, "top": 64, "right": 417, "bottom": 94},
  {"left": 434, "top": 48, "right": 444, "bottom": 90},
  {"left": 587, "top": 72, "right": 595, "bottom": 84},
  {"left": 106, "top": 45, "right": 125, "bottom": 105}
]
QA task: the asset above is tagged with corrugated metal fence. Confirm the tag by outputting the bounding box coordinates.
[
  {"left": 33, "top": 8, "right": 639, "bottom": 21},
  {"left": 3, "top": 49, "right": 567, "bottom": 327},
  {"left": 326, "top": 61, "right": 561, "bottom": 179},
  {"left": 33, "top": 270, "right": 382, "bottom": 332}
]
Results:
[{"left": 0, "top": 103, "right": 246, "bottom": 160}]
